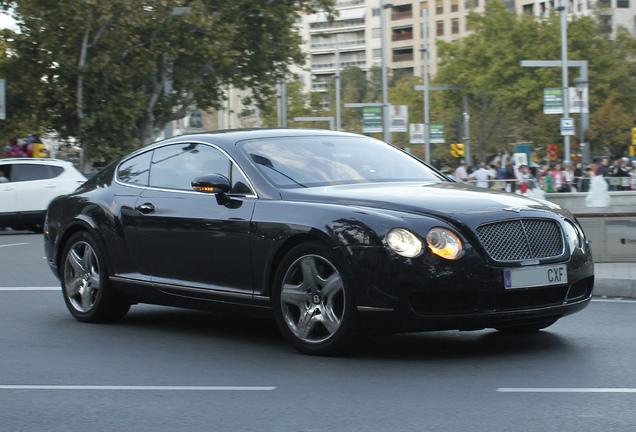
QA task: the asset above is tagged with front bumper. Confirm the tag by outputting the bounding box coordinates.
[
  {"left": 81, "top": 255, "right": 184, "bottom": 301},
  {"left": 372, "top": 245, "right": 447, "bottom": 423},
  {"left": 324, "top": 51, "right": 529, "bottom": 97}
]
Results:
[{"left": 346, "top": 243, "right": 594, "bottom": 333}]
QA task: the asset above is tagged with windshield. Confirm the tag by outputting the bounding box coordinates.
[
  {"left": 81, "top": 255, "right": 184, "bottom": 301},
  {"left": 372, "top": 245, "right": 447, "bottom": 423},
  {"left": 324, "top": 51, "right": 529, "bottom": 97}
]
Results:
[{"left": 239, "top": 135, "right": 445, "bottom": 188}]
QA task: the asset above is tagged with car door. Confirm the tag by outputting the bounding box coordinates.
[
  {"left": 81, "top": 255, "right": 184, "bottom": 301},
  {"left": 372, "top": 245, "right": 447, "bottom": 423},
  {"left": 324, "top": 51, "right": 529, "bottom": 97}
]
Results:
[
  {"left": 133, "top": 142, "right": 256, "bottom": 295},
  {"left": 12, "top": 163, "right": 64, "bottom": 212}
]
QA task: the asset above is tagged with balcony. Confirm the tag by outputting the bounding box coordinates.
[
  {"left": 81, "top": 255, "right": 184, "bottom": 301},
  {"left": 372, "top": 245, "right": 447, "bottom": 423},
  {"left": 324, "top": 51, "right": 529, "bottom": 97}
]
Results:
[
  {"left": 336, "top": 0, "right": 365, "bottom": 6},
  {"left": 392, "top": 32, "right": 414, "bottom": 42},
  {"left": 393, "top": 53, "right": 414, "bottom": 62},
  {"left": 312, "top": 59, "right": 367, "bottom": 70},
  {"left": 310, "top": 39, "right": 366, "bottom": 50},
  {"left": 391, "top": 10, "right": 413, "bottom": 20}
]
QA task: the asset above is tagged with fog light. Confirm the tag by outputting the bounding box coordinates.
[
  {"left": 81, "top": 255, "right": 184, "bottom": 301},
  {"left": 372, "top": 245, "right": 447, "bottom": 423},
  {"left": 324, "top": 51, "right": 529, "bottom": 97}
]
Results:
[
  {"left": 386, "top": 228, "right": 422, "bottom": 258},
  {"left": 426, "top": 228, "right": 463, "bottom": 260}
]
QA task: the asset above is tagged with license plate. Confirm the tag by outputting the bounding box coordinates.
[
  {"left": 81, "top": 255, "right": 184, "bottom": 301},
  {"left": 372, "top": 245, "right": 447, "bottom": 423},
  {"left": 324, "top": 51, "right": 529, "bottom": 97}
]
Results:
[{"left": 503, "top": 264, "right": 568, "bottom": 289}]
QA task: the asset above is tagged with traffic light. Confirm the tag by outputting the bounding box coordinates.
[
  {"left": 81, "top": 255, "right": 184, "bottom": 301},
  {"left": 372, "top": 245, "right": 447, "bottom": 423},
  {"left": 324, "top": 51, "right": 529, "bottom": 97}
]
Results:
[
  {"left": 632, "top": 127, "right": 636, "bottom": 145},
  {"left": 454, "top": 120, "right": 463, "bottom": 143},
  {"left": 450, "top": 143, "right": 465, "bottom": 158}
]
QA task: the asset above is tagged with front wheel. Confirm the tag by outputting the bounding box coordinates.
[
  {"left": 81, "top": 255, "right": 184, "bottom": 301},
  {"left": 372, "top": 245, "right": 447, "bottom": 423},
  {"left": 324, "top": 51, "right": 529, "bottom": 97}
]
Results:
[
  {"left": 60, "top": 231, "right": 130, "bottom": 323},
  {"left": 272, "top": 242, "right": 360, "bottom": 356}
]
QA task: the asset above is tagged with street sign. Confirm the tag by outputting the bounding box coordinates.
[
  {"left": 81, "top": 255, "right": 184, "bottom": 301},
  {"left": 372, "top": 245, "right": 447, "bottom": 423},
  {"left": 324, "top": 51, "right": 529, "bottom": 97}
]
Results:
[
  {"left": 560, "top": 118, "right": 575, "bottom": 136},
  {"left": 430, "top": 124, "right": 444, "bottom": 143}
]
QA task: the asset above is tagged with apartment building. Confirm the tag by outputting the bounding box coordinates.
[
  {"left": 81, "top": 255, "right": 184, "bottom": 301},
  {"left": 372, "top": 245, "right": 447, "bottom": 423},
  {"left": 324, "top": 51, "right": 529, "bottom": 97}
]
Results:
[
  {"left": 516, "top": 0, "right": 636, "bottom": 38},
  {"left": 294, "top": 0, "right": 488, "bottom": 96},
  {"left": 206, "top": 0, "right": 633, "bottom": 130}
]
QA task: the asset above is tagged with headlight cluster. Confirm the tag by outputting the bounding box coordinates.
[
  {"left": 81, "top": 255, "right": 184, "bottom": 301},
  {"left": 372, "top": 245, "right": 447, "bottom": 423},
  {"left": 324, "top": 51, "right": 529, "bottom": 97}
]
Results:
[
  {"left": 564, "top": 220, "right": 583, "bottom": 252},
  {"left": 386, "top": 228, "right": 422, "bottom": 258},
  {"left": 425, "top": 228, "right": 463, "bottom": 259},
  {"left": 386, "top": 227, "right": 463, "bottom": 259}
]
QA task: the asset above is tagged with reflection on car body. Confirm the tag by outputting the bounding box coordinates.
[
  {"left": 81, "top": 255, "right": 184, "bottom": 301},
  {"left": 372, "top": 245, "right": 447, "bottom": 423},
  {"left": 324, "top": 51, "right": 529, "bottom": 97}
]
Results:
[{"left": 44, "top": 129, "right": 594, "bottom": 355}]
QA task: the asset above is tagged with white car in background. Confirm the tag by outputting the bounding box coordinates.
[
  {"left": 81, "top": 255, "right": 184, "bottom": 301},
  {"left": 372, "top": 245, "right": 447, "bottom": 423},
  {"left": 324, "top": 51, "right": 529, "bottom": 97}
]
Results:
[{"left": 0, "top": 158, "right": 86, "bottom": 232}]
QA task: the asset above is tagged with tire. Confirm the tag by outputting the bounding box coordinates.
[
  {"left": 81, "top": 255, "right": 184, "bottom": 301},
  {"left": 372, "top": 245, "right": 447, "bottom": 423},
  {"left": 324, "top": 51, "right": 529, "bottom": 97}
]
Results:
[
  {"left": 60, "top": 231, "right": 130, "bottom": 323},
  {"left": 495, "top": 318, "right": 558, "bottom": 334},
  {"left": 272, "top": 242, "right": 360, "bottom": 356}
]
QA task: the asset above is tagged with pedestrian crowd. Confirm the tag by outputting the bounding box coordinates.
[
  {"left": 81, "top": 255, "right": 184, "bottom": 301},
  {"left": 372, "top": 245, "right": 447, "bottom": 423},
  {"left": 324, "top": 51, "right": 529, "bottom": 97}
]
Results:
[{"left": 446, "top": 156, "right": 636, "bottom": 193}]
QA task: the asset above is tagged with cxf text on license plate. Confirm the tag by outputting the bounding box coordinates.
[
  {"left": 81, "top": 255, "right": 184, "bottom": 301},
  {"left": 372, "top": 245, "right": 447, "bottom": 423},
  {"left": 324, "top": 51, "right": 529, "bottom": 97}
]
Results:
[{"left": 504, "top": 264, "right": 567, "bottom": 289}]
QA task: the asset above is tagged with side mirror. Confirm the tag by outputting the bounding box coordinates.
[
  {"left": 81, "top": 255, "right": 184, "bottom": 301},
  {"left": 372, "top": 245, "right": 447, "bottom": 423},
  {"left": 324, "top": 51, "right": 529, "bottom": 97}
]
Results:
[{"left": 191, "top": 174, "right": 231, "bottom": 194}]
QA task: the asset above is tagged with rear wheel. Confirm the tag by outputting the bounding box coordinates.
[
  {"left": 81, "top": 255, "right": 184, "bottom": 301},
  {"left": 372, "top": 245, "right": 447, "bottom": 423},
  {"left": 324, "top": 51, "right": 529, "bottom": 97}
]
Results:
[
  {"left": 272, "top": 242, "right": 359, "bottom": 356},
  {"left": 61, "top": 231, "right": 130, "bottom": 322}
]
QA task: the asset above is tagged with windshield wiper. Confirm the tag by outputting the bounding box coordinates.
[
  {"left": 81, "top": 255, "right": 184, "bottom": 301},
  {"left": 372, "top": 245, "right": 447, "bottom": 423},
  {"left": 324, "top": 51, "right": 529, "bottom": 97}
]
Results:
[{"left": 250, "top": 154, "right": 307, "bottom": 188}]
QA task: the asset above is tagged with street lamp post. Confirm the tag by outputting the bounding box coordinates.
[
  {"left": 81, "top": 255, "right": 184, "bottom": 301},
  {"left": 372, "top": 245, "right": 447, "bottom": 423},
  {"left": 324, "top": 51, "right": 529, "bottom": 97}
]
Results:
[
  {"left": 574, "top": 77, "right": 589, "bottom": 164},
  {"left": 380, "top": 0, "right": 392, "bottom": 144},
  {"left": 558, "top": 0, "right": 571, "bottom": 164},
  {"left": 421, "top": 9, "right": 430, "bottom": 163}
]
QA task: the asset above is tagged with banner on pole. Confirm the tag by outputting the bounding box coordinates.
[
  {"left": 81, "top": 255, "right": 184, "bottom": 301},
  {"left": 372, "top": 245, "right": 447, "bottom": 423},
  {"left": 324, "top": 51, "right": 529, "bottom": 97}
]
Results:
[
  {"left": 389, "top": 105, "right": 408, "bottom": 132},
  {"left": 430, "top": 124, "right": 445, "bottom": 143},
  {"left": 544, "top": 87, "right": 588, "bottom": 114},
  {"left": 362, "top": 106, "right": 383, "bottom": 133},
  {"left": 409, "top": 124, "right": 424, "bottom": 144}
]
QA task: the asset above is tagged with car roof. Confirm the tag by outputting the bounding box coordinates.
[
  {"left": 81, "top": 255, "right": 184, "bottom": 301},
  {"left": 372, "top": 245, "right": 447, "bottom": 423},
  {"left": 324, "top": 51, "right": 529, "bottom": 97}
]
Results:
[
  {"left": 0, "top": 158, "right": 75, "bottom": 166},
  {"left": 139, "top": 128, "right": 363, "bottom": 152}
]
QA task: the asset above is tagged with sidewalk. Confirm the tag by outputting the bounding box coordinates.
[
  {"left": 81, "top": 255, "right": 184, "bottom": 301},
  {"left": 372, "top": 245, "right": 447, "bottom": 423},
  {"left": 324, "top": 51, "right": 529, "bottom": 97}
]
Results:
[{"left": 593, "top": 262, "right": 636, "bottom": 299}]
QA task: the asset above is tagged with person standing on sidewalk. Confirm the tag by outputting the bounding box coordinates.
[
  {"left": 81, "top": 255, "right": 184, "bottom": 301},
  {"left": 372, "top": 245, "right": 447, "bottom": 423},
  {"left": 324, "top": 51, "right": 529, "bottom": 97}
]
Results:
[{"left": 469, "top": 163, "right": 494, "bottom": 188}]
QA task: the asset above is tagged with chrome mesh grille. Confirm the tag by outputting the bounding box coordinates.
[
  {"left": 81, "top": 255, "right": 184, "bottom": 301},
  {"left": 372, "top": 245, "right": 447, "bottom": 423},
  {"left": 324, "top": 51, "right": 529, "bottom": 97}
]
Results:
[{"left": 476, "top": 219, "right": 564, "bottom": 261}]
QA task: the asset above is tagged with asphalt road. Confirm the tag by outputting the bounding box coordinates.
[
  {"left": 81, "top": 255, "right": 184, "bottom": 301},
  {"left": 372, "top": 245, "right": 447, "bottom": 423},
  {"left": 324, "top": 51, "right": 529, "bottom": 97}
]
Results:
[{"left": 2, "top": 231, "right": 636, "bottom": 432}]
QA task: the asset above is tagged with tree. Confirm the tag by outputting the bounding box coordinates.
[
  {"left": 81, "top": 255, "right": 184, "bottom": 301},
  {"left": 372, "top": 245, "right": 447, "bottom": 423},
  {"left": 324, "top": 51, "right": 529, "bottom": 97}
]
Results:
[
  {"left": 260, "top": 76, "right": 326, "bottom": 128},
  {"left": 435, "top": 1, "right": 636, "bottom": 163},
  {"left": 0, "top": 0, "right": 333, "bottom": 162}
]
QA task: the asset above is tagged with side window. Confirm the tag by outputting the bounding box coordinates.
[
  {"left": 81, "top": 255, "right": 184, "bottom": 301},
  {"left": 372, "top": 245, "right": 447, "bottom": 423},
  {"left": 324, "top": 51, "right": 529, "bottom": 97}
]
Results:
[
  {"left": 230, "top": 163, "right": 252, "bottom": 194},
  {"left": 150, "top": 143, "right": 231, "bottom": 191},
  {"left": 118, "top": 151, "right": 152, "bottom": 186},
  {"left": 12, "top": 164, "right": 63, "bottom": 182},
  {"left": 0, "top": 164, "right": 12, "bottom": 182}
]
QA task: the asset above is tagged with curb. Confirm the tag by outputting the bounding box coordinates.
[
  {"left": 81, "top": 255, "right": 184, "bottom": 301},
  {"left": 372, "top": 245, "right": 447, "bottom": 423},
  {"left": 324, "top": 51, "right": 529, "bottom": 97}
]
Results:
[{"left": 593, "top": 278, "right": 636, "bottom": 299}]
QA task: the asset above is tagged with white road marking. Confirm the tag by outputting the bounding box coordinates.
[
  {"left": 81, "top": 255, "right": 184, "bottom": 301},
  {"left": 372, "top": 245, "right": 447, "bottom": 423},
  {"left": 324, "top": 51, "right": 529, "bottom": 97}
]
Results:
[
  {"left": 592, "top": 298, "right": 636, "bottom": 303},
  {"left": 0, "top": 242, "right": 29, "bottom": 248},
  {"left": 498, "top": 388, "right": 636, "bottom": 393},
  {"left": 0, "top": 385, "right": 275, "bottom": 391},
  {"left": 0, "top": 287, "right": 59, "bottom": 291}
]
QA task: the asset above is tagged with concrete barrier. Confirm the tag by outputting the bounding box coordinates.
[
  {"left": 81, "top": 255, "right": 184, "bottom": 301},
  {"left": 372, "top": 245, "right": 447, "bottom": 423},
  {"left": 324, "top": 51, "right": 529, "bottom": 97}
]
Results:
[{"left": 543, "top": 191, "right": 636, "bottom": 262}]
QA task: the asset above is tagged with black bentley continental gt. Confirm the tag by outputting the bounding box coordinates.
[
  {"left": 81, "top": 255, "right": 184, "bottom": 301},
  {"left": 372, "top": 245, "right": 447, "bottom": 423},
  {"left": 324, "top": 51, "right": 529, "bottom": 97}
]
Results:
[{"left": 44, "top": 129, "right": 594, "bottom": 355}]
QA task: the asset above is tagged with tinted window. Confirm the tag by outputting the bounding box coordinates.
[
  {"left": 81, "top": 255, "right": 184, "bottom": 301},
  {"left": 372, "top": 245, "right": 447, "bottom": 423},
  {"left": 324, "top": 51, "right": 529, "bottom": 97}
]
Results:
[
  {"left": 240, "top": 135, "right": 443, "bottom": 188},
  {"left": 12, "top": 164, "right": 63, "bottom": 182},
  {"left": 150, "top": 143, "right": 239, "bottom": 192},
  {"left": 118, "top": 151, "right": 152, "bottom": 186}
]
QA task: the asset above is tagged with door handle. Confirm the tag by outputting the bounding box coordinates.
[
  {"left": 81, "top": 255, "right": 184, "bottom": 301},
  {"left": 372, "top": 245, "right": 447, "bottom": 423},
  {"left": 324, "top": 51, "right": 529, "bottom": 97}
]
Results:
[{"left": 136, "top": 203, "right": 155, "bottom": 214}]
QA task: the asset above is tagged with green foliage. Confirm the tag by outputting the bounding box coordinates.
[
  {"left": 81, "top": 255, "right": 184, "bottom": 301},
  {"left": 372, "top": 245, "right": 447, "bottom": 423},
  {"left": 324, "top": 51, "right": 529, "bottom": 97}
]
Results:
[
  {"left": 435, "top": 1, "right": 636, "bottom": 163},
  {"left": 0, "top": 0, "right": 334, "bottom": 162}
]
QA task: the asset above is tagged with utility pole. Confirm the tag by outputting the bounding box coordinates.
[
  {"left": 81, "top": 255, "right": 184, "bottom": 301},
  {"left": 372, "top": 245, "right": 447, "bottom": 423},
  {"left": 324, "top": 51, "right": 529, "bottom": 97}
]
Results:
[
  {"left": 380, "top": 0, "right": 391, "bottom": 143},
  {"left": 421, "top": 9, "right": 430, "bottom": 163},
  {"left": 558, "top": 0, "right": 571, "bottom": 163},
  {"left": 335, "top": 43, "right": 341, "bottom": 131}
]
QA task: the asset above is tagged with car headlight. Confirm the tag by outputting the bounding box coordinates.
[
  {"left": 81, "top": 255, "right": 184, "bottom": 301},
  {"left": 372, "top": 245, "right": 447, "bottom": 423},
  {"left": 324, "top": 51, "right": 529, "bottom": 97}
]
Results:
[
  {"left": 564, "top": 220, "right": 582, "bottom": 252},
  {"left": 426, "top": 228, "right": 463, "bottom": 260},
  {"left": 386, "top": 228, "right": 422, "bottom": 258}
]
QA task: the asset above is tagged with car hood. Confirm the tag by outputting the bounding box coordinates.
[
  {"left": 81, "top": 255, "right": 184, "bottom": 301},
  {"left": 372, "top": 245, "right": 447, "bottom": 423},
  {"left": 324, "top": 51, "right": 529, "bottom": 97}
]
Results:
[{"left": 279, "top": 181, "right": 567, "bottom": 220}]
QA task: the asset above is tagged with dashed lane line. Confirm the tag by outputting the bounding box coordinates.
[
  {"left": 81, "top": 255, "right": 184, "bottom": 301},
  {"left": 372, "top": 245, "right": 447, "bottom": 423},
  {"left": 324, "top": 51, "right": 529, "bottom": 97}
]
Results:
[
  {"left": 0, "top": 287, "right": 59, "bottom": 291},
  {"left": 498, "top": 388, "right": 636, "bottom": 393},
  {"left": 0, "top": 385, "right": 276, "bottom": 391}
]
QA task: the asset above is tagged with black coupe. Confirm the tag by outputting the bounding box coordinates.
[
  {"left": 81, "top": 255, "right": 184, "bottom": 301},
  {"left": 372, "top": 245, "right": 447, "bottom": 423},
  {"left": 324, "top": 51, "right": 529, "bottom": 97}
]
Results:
[{"left": 44, "top": 129, "right": 594, "bottom": 355}]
